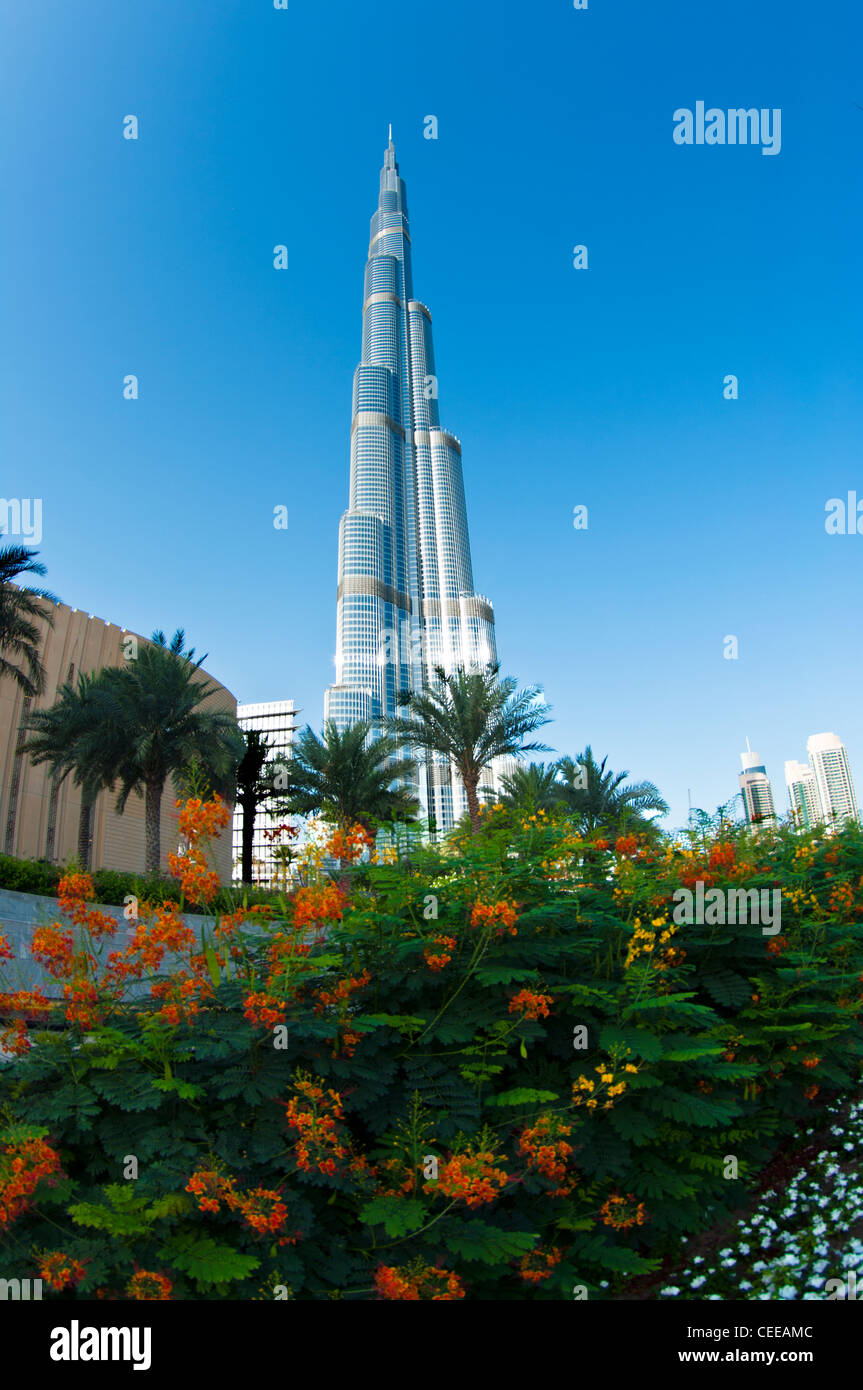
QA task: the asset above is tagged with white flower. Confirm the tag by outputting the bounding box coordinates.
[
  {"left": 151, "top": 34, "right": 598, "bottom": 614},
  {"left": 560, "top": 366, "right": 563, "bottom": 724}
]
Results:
[{"left": 690, "top": 1275, "right": 706, "bottom": 1289}]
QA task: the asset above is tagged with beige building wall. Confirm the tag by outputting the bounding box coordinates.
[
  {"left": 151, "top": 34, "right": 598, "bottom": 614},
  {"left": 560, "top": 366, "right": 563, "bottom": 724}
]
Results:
[{"left": 0, "top": 601, "right": 237, "bottom": 881}]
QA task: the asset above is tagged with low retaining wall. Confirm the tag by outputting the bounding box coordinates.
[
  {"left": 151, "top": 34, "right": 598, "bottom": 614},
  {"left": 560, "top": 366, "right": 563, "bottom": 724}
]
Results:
[{"left": 0, "top": 887, "right": 272, "bottom": 997}]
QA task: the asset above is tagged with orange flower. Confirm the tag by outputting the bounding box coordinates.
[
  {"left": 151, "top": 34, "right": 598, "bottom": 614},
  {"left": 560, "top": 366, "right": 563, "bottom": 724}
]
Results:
[
  {"left": 38, "top": 1251, "right": 87, "bottom": 1291},
  {"left": 186, "top": 1168, "right": 236, "bottom": 1213},
  {"left": 282, "top": 1074, "right": 348, "bottom": 1176},
  {"left": 57, "top": 871, "right": 95, "bottom": 912},
  {"left": 325, "top": 823, "right": 376, "bottom": 863},
  {"left": 126, "top": 1269, "right": 172, "bottom": 1300},
  {"left": 314, "top": 969, "right": 371, "bottom": 1013},
  {"left": 599, "top": 1192, "right": 647, "bottom": 1230},
  {"left": 374, "top": 1261, "right": 465, "bottom": 1301},
  {"left": 168, "top": 850, "right": 220, "bottom": 906},
  {"left": 0, "top": 931, "right": 15, "bottom": 962},
  {"left": 433, "top": 1146, "right": 511, "bottom": 1208},
  {"left": 293, "top": 883, "right": 347, "bottom": 931},
  {"left": 518, "top": 1114, "right": 574, "bottom": 1193},
  {"left": 149, "top": 971, "right": 213, "bottom": 1027},
  {"left": 424, "top": 935, "right": 457, "bottom": 972},
  {"left": 0, "top": 1020, "right": 31, "bottom": 1055},
  {"left": 508, "top": 989, "right": 553, "bottom": 1021},
  {"left": 615, "top": 835, "right": 638, "bottom": 856},
  {"left": 0, "top": 1136, "right": 64, "bottom": 1228},
  {"left": 0, "top": 990, "right": 55, "bottom": 1054},
  {"left": 243, "top": 991, "right": 287, "bottom": 1029},
  {"left": 470, "top": 900, "right": 518, "bottom": 935},
  {"left": 62, "top": 977, "right": 104, "bottom": 1029},
  {"left": 518, "top": 1245, "right": 563, "bottom": 1284},
  {"left": 708, "top": 842, "right": 736, "bottom": 871},
  {"left": 176, "top": 795, "right": 230, "bottom": 841},
  {"left": 30, "top": 924, "right": 75, "bottom": 978}
]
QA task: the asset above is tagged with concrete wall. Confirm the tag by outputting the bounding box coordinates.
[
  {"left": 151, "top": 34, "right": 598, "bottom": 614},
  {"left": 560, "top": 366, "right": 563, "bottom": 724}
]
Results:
[
  {"left": 0, "top": 601, "right": 237, "bottom": 881},
  {"left": 0, "top": 887, "right": 270, "bottom": 998}
]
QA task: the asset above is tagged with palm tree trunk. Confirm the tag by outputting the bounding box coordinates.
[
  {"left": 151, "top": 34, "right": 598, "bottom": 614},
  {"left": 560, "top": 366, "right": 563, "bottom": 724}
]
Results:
[
  {"left": 77, "top": 796, "right": 94, "bottom": 869},
  {"left": 145, "top": 778, "right": 163, "bottom": 874},
  {"left": 241, "top": 798, "right": 256, "bottom": 883},
  {"left": 464, "top": 774, "right": 482, "bottom": 835}
]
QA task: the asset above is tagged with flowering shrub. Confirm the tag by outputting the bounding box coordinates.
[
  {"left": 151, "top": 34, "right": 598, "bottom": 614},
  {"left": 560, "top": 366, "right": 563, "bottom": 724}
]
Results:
[{"left": 1, "top": 805, "right": 863, "bottom": 1298}]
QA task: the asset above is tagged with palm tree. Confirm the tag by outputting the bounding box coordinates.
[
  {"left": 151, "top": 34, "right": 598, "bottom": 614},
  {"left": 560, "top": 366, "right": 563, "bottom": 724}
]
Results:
[
  {"left": 0, "top": 544, "right": 58, "bottom": 695},
  {"left": 235, "top": 727, "right": 298, "bottom": 884},
  {"left": 282, "top": 721, "right": 418, "bottom": 833},
  {"left": 102, "top": 630, "right": 244, "bottom": 873},
  {"left": 20, "top": 672, "right": 123, "bottom": 868},
  {"left": 499, "top": 761, "right": 562, "bottom": 816},
  {"left": 557, "top": 747, "right": 668, "bottom": 837},
  {"left": 388, "top": 663, "right": 551, "bottom": 834}
]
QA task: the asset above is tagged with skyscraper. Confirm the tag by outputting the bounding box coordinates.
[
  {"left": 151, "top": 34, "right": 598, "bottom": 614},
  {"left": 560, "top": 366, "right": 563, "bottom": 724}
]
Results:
[
  {"left": 784, "top": 758, "right": 822, "bottom": 829},
  {"left": 806, "top": 732, "right": 859, "bottom": 830},
  {"left": 738, "top": 742, "right": 776, "bottom": 828},
  {"left": 325, "top": 132, "right": 498, "bottom": 831}
]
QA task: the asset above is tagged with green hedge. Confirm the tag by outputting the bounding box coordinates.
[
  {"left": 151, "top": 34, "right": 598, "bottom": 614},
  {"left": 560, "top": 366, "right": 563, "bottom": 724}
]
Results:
[{"left": 0, "top": 853, "right": 281, "bottom": 913}]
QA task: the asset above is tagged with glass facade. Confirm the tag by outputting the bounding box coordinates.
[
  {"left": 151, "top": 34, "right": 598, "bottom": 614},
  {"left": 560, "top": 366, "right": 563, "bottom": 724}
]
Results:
[
  {"left": 325, "top": 135, "right": 498, "bottom": 831},
  {"left": 806, "top": 733, "right": 860, "bottom": 830}
]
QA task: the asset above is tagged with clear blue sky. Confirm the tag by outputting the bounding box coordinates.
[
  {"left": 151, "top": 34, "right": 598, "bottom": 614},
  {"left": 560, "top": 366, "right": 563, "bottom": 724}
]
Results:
[{"left": 3, "top": 0, "right": 862, "bottom": 831}]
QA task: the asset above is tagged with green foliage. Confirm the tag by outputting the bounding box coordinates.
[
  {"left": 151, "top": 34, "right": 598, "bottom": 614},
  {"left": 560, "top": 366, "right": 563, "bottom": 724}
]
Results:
[
  {"left": 2, "top": 815, "right": 863, "bottom": 1300},
  {"left": 0, "top": 852, "right": 282, "bottom": 911}
]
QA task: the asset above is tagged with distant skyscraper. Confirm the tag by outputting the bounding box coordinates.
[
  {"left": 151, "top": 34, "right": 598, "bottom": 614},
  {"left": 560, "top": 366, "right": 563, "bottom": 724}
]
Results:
[
  {"left": 806, "top": 732, "right": 859, "bottom": 830},
  {"left": 785, "top": 758, "right": 822, "bottom": 829},
  {"left": 232, "top": 700, "right": 297, "bottom": 884},
  {"left": 325, "top": 133, "right": 498, "bottom": 831},
  {"left": 738, "top": 742, "right": 776, "bottom": 827}
]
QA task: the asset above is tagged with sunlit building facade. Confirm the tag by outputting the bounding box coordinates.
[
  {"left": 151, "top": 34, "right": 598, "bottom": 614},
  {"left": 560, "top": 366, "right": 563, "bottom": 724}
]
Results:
[
  {"left": 738, "top": 745, "right": 777, "bottom": 829},
  {"left": 0, "top": 601, "right": 236, "bottom": 880},
  {"left": 785, "top": 758, "right": 822, "bottom": 829},
  {"left": 325, "top": 133, "right": 499, "bottom": 831},
  {"left": 806, "top": 732, "right": 859, "bottom": 830}
]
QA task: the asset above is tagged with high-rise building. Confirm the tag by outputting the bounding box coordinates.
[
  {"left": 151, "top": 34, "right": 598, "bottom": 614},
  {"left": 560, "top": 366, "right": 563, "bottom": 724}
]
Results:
[
  {"left": 784, "top": 759, "right": 822, "bottom": 829},
  {"left": 325, "top": 132, "right": 498, "bottom": 832},
  {"left": 231, "top": 700, "right": 297, "bottom": 884},
  {"left": 806, "top": 732, "right": 859, "bottom": 830},
  {"left": 738, "top": 742, "right": 777, "bottom": 827}
]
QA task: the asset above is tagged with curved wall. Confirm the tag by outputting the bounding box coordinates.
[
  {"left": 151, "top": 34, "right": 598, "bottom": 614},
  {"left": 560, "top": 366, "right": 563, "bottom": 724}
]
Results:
[{"left": 0, "top": 601, "right": 237, "bottom": 881}]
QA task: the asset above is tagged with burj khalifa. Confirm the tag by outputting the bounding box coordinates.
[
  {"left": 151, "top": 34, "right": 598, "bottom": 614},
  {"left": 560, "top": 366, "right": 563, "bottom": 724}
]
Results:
[{"left": 325, "top": 131, "right": 498, "bottom": 831}]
